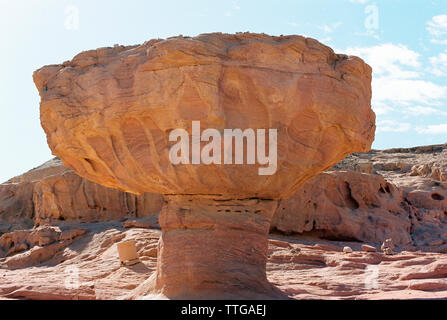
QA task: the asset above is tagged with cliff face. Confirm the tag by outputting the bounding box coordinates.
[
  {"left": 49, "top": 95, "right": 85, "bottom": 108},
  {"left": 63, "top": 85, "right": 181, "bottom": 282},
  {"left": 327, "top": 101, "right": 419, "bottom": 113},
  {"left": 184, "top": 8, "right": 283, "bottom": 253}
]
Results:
[
  {"left": 0, "top": 158, "right": 163, "bottom": 231},
  {"left": 272, "top": 171, "right": 414, "bottom": 247},
  {"left": 0, "top": 181, "right": 34, "bottom": 231},
  {"left": 273, "top": 144, "right": 447, "bottom": 251},
  {"left": 1, "top": 144, "right": 446, "bottom": 251}
]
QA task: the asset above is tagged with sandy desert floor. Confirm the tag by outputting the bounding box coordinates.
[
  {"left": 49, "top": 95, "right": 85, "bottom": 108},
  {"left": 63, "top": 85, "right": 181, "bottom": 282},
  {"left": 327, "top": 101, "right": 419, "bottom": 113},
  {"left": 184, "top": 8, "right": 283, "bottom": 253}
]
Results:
[{"left": 1, "top": 220, "right": 446, "bottom": 300}]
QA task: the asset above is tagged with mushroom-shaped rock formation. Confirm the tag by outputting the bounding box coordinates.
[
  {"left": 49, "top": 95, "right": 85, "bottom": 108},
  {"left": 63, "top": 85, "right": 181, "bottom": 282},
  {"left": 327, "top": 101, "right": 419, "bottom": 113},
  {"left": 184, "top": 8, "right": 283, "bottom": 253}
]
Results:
[{"left": 34, "top": 33, "right": 375, "bottom": 299}]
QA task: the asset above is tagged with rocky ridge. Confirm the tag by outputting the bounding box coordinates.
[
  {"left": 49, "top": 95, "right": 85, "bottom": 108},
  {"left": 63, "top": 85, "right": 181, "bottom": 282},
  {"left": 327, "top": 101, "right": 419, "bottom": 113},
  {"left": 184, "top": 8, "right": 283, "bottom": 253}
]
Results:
[
  {"left": 2, "top": 144, "right": 446, "bottom": 253},
  {"left": 0, "top": 143, "right": 446, "bottom": 299}
]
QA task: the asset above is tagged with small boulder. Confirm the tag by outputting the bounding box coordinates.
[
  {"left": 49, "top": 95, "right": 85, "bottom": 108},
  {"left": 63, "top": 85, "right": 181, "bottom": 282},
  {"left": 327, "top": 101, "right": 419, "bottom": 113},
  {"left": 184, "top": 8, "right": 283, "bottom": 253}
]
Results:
[
  {"left": 361, "top": 244, "right": 377, "bottom": 252},
  {"left": 343, "top": 246, "right": 353, "bottom": 253}
]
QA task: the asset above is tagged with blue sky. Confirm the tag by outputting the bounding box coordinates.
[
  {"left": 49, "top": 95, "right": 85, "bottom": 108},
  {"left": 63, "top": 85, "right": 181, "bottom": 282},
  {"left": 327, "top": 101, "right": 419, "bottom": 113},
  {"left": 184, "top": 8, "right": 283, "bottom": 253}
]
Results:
[{"left": 0, "top": 0, "right": 447, "bottom": 182}]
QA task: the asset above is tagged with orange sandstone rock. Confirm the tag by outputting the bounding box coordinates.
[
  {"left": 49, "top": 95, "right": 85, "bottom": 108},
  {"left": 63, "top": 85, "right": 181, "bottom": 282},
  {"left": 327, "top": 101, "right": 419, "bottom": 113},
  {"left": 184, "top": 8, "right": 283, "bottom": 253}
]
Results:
[
  {"left": 34, "top": 32, "right": 375, "bottom": 199},
  {"left": 0, "top": 158, "right": 163, "bottom": 228},
  {"left": 271, "top": 171, "right": 413, "bottom": 248},
  {"left": 34, "top": 33, "right": 375, "bottom": 299}
]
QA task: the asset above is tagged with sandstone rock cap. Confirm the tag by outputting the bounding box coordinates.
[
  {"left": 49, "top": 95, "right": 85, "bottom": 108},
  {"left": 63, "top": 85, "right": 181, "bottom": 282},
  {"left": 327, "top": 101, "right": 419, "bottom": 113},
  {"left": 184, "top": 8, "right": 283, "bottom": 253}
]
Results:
[{"left": 34, "top": 32, "right": 375, "bottom": 199}]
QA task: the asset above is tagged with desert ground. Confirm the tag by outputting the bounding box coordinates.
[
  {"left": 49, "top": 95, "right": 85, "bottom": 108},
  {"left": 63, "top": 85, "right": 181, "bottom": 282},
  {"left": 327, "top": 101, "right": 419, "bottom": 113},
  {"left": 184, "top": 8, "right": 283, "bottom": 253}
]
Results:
[{"left": 1, "top": 144, "right": 446, "bottom": 299}]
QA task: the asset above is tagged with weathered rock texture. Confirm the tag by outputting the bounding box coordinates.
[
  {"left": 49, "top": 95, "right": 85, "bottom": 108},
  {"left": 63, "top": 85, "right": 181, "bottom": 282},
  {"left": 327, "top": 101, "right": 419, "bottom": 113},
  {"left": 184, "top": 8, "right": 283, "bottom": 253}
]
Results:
[
  {"left": 0, "top": 158, "right": 162, "bottom": 232},
  {"left": 2, "top": 226, "right": 447, "bottom": 300},
  {"left": 272, "top": 171, "right": 413, "bottom": 248},
  {"left": 0, "top": 225, "right": 87, "bottom": 269},
  {"left": 1, "top": 144, "right": 447, "bottom": 299},
  {"left": 33, "top": 33, "right": 375, "bottom": 299},
  {"left": 328, "top": 144, "right": 447, "bottom": 252},
  {"left": 2, "top": 145, "right": 446, "bottom": 254},
  {"left": 143, "top": 196, "right": 281, "bottom": 299},
  {"left": 34, "top": 32, "right": 375, "bottom": 198},
  {"left": 0, "top": 181, "right": 35, "bottom": 231}
]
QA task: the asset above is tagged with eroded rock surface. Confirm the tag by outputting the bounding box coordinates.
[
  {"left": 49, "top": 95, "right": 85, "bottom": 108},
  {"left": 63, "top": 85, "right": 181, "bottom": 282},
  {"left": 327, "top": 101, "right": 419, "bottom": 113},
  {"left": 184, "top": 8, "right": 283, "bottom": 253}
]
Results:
[
  {"left": 1, "top": 144, "right": 447, "bottom": 299},
  {"left": 140, "top": 196, "right": 282, "bottom": 299},
  {"left": 0, "top": 158, "right": 162, "bottom": 230},
  {"left": 34, "top": 32, "right": 374, "bottom": 198},
  {"left": 329, "top": 144, "right": 447, "bottom": 252},
  {"left": 2, "top": 145, "right": 446, "bottom": 254},
  {"left": 1, "top": 226, "right": 447, "bottom": 300},
  {"left": 0, "top": 225, "right": 87, "bottom": 269},
  {"left": 33, "top": 33, "right": 375, "bottom": 299},
  {"left": 272, "top": 171, "right": 413, "bottom": 248}
]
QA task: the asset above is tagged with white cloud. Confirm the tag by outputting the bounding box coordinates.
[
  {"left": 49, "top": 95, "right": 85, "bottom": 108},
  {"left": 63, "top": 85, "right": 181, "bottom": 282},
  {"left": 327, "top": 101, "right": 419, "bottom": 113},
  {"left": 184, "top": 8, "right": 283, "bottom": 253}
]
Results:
[
  {"left": 431, "top": 39, "right": 447, "bottom": 45},
  {"left": 427, "top": 15, "right": 447, "bottom": 44},
  {"left": 345, "top": 43, "right": 420, "bottom": 79},
  {"left": 372, "top": 101, "right": 394, "bottom": 115},
  {"left": 344, "top": 44, "right": 447, "bottom": 111},
  {"left": 404, "top": 106, "right": 447, "bottom": 116},
  {"left": 429, "top": 50, "right": 447, "bottom": 76},
  {"left": 427, "top": 15, "right": 447, "bottom": 37},
  {"left": 376, "top": 120, "right": 411, "bottom": 133},
  {"left": 416, "top": 124, "right": 447, "bottom": 134},
  {"left": 373, "top": 78, "right": 447, "bottom": 105}
]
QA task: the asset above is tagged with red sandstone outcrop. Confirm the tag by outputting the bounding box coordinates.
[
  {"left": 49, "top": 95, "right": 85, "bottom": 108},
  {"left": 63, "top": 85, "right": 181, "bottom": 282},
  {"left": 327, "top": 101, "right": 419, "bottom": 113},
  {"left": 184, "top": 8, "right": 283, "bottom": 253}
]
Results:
[
  {"left": 0, "top": 181, "right": 35, "bottom": 231},
  {"left": 330, "top": 145, "right": 447, "bottom": 252},
  {"left": 33, "top": 33, "right": 375, "bottom": 299},
  {"left": 0, "top": 158, "right": 162, "bottom": 230},
  {"left": 272, "top": 171, "right": 413, "bottom": 248},
  {"left": 2, "top": 145, "right": 446, "bottom": 254},
  {"left": 0, "top": 225, "right": 87, "bottom": 269},
  {"left": 0, "top": 144, "right": 446, "bottom": 299},
  {"left": 34, "top": 33, "right": 374, "bottom": 198},
  {"left": 33, "top": 165, "right": 162, "bottom": 225},
  {"left": 1, "top": 227, "right": 447, "bottom": 300}
]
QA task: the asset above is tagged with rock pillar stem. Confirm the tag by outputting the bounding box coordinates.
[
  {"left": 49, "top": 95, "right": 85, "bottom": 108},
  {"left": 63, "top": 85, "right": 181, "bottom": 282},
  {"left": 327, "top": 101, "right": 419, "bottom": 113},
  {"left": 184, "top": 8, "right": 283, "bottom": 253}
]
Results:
[{"left": 152, "top": 195, "right": 282, "bottom": 299}]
